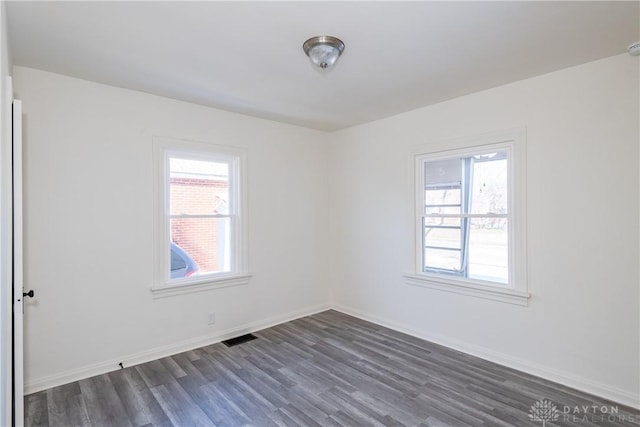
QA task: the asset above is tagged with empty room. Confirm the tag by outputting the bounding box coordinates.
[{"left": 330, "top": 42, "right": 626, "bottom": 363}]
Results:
[{"left": 0, "top": 1, "right": 639, "bottom": 426}]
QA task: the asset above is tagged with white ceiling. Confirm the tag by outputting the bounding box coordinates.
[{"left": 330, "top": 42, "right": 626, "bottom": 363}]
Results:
[{"left": 6, "top": 1, "right": 639, "bottom": 131}]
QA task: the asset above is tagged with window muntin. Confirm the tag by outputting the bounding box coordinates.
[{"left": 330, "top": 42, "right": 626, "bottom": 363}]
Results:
[{"left": 420, "top": 147, "right": 511, "bottom": 286}]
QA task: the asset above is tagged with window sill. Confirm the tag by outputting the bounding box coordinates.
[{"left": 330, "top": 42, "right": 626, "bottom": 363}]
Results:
[
  {"left": 403, "top": 273, "right": 530, "bottom": 306},
  {"left": 151, "top": 274, "right": 251, "bottom": 299}
]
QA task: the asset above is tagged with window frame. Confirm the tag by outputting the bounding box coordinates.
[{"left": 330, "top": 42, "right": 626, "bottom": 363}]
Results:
[
  {"left": 151, "top": 136, "right": 250, "bottom": 298},
  {"left": 405, "top": 129, "right": 529, "bottom": 306}
]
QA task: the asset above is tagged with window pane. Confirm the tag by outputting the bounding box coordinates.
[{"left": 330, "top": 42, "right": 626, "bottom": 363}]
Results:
[
  {"left": 468, "top": 217, "right": 508, "bottom": 283},
  {"left": 470, "top": 153, "right": 508, "bottom": 214},
  {"left": 424, "top": 248, "right": 461, "bottom": 272},
  {"left": 424, "top": 227, "right": 460, "bottom": 250},
  {"left": 424, "top": 158, "right": 461, "bottom": 186},
  {"left": 425, "top": 188, "right": 461, "bottom": 207},
  {"left": 425, "top": 216, "right": 461, "bottom": 227},
  {"left": 170, "top": 217, "right": 231, "bottom": 279},
  {"left": 170, "top": 158, "right": 229, "bottom": 215},
  {"left": 425, "top": 205, "right": 461, "bottom": 215}
]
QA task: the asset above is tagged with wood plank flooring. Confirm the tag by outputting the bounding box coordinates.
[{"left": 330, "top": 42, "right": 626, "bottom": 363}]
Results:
[{"left": 25, "top": 310, "right": 640, "bottom": 426}]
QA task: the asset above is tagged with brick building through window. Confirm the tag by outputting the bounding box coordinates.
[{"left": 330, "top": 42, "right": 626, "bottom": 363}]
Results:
[{"left": 169, "top": 158, "right": 230, "bottom": 275}]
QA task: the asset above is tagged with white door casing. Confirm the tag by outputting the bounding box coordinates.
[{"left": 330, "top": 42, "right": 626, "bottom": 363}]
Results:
[{"left": 12, "top": 98, "right": 24, "bottom": 427}]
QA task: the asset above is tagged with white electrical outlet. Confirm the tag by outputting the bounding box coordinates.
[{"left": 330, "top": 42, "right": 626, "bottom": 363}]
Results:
[{"left": 207, "top": 312, "right": 216, "bottom": 325}]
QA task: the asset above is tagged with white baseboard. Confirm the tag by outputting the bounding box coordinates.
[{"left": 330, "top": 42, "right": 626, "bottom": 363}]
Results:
[
  {"left": 25, "top": 301, "right": 640, "bottom": 411},
  {"left": 24, "top": 303, "right": 330, "bottom": 395},
  {"left": 331, "top": 303, "right": 640, "bottom": 410}
]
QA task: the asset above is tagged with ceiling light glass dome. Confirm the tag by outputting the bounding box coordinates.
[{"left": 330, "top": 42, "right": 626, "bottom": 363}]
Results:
[{"left": 303, "top": 36, "right": 345, "bottom": 70}]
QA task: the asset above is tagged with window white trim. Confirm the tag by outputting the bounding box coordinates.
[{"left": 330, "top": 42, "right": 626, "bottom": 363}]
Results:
[
  {"left": 152, "top": 136, "right": 249, "bottom": 297},
  {"left": 407, "top": 128, "right": 529, "bottom": 305},
  {"left": 403, "top": 273, "right": 529, "bottom": 306},
  {"left": 150, "top": 274, "right": 252, "bottom": 299}
]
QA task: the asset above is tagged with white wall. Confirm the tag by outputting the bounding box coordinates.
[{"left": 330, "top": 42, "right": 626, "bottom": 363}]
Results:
[
  {"left": 12, "top": 66, "right": 330, "bottom": 392},
  {"left": 0, "top": 2, "right": 12, "bottom": 424},
  {"left": 328, "top": 54, "right": 640, "bottom": 407}
]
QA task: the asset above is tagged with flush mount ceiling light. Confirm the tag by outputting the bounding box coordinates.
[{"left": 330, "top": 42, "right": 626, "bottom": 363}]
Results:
[{"left": 303, "top": 36, "right": 345, "bottom": 70}]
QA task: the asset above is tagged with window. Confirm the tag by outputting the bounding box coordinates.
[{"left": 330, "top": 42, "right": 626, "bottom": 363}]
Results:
[
  {"left": 152, "top": 137, "right": 249, "bottom": 297},
  {"left": 405, "top": 129, "right": 529, "bottom": 305}
]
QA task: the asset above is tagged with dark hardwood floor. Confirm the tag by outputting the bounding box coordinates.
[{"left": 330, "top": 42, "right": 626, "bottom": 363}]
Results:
[{"left": 25, "top": 310, "right": 640, "bottom": 426}]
